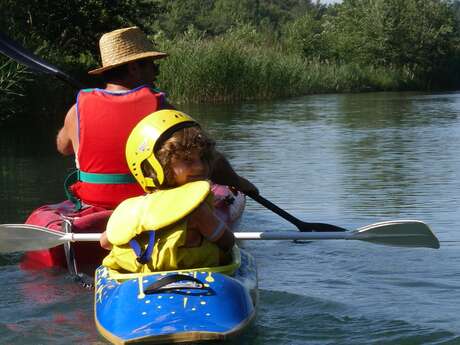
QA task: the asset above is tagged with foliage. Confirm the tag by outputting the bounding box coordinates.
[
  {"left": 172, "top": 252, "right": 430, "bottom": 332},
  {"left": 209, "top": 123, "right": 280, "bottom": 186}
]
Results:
[
  {"left": 156, "top": 25, "right": 414, "bottom": 103},
  {"left": 281, "top": 11, "right": 330, "bottom": 60},
  {"left": 320, "top": 0, "right": 459, "bottom": 86},
  {"left": 152, "top": 0, "right": 315, "bottom": 37},
  {"left": 0, "top": 58, "right": 31, "bottom": 120},
  {"left": 157, "top": 26, "right": 303, "bottom": 102},
  {"left": 1, "top": 0, "right": 460, "bottom": 121},
  {"left": 0, "top": 0, "right": 160, "bottom": 56}
]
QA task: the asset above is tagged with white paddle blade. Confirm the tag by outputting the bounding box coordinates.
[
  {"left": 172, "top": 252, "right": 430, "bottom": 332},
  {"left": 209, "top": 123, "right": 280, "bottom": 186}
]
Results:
[
  {"left": 236, "top": 220, "right": 440, "bottom": 249},
  {"left": 352, "top": 220, "right": 440, "bottom": 249},
  {"left": 0, "top": 224, "right": 65, "bottom": 253}
]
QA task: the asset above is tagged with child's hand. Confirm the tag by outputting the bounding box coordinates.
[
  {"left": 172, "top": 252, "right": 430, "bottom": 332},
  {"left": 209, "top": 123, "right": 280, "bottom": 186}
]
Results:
[{"left": 99, "top": 231, "right": 113, "bottom": 250}]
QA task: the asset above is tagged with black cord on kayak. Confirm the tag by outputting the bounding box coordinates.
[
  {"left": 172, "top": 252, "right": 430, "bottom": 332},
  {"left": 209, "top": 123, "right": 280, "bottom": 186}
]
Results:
[{"left": 70, "top": 273, "right": 94, "bottom": 290}]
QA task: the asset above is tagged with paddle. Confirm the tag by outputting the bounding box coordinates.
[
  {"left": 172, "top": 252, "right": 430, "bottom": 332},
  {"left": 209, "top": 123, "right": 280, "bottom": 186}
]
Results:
[
  {"left": 0, "top": 220, "right": 440, "bottom": 253},
  {"left": 0, "top": 31, "right": 84, "bottom": 89}
]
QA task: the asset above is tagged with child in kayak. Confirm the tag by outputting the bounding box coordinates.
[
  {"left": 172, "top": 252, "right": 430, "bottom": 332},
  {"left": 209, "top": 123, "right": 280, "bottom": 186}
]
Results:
[{"left": 99, "top": 109, "right": 235, "bottom": 272}]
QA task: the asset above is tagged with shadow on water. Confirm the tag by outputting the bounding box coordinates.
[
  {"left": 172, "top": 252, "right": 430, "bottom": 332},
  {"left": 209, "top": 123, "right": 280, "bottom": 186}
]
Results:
[
  {"left": 0, "top": 265, "right": 100, "bottom": 344},
  {"left": 0, "top": 252, "right": 22, "bottom": 266},
  {"left": 0, "top": 119, "right": 73, "bottom": 223}
]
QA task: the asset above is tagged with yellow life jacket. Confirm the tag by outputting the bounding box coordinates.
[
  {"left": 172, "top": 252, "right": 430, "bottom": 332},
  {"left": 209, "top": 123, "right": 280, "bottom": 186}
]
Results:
[{"left": 102, "top": 180, "right": 221, "bottom": 273}]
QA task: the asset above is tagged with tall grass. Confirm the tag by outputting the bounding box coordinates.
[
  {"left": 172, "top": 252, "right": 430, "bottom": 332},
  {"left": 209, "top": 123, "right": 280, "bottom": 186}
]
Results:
[
  {"left": 0, "top": 59, "right": 30, "bottom": 121},
  {"left": 157, "top": 27, "right": 305, "bottom": 103},
  {"left": 156, "top": 26, "right": 419, "bottom": 103},
  {"left": 0, "top": 26, "right": 424, "bottom": 123}
]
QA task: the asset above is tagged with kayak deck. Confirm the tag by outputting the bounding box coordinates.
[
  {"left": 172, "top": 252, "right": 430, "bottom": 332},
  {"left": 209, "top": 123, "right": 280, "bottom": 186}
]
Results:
[{"left": 95, "top": 247, "right": 258, "bottom": 345}]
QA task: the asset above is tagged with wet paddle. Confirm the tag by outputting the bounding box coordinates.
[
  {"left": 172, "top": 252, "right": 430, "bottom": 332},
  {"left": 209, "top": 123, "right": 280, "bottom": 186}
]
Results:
[
  {"left": 0, "top": 220, "right": 440, "bottom": 253},
  {"left": 0, "top": 31, "right": 84, "bottom": 89}
]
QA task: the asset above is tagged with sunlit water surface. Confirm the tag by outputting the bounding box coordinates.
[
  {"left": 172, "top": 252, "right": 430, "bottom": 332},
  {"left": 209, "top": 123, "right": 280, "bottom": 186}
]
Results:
[{"left": 0, "top": 91, "right": 459, "bottom": 344}]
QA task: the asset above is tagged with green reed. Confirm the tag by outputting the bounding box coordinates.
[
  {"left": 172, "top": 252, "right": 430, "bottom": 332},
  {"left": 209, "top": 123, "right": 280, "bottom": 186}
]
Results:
[
  {"left": 156, "top": 29, "right": 416, "bottom": 104},
  {"left": 0, "top": 59, "right": 31, "bottom": 120},
  {"left": 0, "top": 28, "right": 420, "bottom": 123}
]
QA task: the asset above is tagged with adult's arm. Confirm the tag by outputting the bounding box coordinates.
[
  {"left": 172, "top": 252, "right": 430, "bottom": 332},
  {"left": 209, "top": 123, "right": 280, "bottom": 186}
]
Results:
[
  {"left": 210, "top": 151, "right": 259, "bottom": 195},
  {"left": 56, "top": 104, "right": 77, "bottom": 155}
]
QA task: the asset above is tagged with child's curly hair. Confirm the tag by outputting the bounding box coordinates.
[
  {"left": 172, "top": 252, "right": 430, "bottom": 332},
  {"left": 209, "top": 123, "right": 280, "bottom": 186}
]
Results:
[{"left": 142, "top": 125, "right": 216, "bottom": 188}]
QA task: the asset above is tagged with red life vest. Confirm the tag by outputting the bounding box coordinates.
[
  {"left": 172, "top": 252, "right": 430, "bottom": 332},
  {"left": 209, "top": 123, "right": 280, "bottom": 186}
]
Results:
[{"left": 70, "top": 85, "right": 164, "bottom": 209}]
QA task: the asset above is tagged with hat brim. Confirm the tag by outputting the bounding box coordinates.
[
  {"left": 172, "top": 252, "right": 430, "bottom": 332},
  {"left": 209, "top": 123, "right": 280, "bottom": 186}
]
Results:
[{"left": 88, "top": 51, "right": 168, "bottom": 75}]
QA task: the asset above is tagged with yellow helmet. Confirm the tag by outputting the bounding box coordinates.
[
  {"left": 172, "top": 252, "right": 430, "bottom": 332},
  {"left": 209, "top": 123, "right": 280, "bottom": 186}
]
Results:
[{"left": 125, "top": 109, "right": 198, "bottom": 191}]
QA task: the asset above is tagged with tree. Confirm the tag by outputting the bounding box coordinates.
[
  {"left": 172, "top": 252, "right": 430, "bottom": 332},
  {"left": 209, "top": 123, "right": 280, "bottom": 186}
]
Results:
[
  {"left": 323, "top": 0, "right": 458, "bottom": 77},
  {"left": 0, "top": 0, "right": 161, "bottom": 56}
]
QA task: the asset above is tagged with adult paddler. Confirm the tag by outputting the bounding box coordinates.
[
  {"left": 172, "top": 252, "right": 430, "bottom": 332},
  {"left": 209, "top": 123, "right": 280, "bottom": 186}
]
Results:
[
  {"left": 56, "top": 26, "right": 170, "bottom": 210},
  {"left": 24, "top": 26, "right": 256, "bottom": 273},
  {"left": 56, "top": 26, "right": 257, "bottom": 211}
]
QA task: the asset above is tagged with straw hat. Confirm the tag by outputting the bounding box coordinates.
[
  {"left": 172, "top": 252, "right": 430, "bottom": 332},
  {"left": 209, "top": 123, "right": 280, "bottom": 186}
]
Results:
[{"left": 88, "top": 27, "right": 167, "bottom": 75}]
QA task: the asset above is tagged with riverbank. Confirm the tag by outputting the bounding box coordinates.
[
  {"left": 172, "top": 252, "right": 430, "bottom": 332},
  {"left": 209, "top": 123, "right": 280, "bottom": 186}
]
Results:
[
  {"left": 2, "top": 0, "right": 460, "bottom": 120},
  {"left": 158, "top": 29, "right": 420, "bottom": 104},
  {"left": 0, "top": 32, "right": 434, "bottom": 123}
]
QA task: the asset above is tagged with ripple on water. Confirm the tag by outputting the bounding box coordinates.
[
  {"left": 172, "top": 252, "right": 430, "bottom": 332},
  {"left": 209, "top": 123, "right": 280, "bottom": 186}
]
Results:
[
  {"left": 234, "top": 290, "right": 459, "bottom": 345},
  {"left": 0, "top": 266, "right": 98, "bottom": 345},
  {"left": 2, "top": 92, "right": 460, "bottom": 344}
]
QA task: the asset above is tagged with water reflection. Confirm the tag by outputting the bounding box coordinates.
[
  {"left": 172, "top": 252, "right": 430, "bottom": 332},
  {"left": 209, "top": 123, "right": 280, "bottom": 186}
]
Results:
[
  {"left": 184, "top": 92, "right": 460, "bottom": 235},
  {"left": 0, "top": 121, "right": 72, "bottom": 223},
  {"left": 1, "top": 91, "right": 460, "bottom": 344},
  {"left": 1, "top": 91, "right": 460, "bottom": 230}
]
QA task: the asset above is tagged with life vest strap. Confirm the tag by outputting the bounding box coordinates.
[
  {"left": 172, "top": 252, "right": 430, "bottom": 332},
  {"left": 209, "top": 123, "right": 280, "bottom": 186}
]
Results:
[
  {"left": 63, "top": 169, "right": 136, "bottom": 210},
  {"left": 129, "top": 231, "right": 156, "bottom": 264},
  {"left": 78, "top": 170, "right": 136, "bottom": 184},
  {"left": 64, "top": 170, "right": 82, "bottom": 210}
]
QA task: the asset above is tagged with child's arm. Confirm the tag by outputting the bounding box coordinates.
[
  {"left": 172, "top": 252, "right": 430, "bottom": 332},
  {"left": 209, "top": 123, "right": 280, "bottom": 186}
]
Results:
[
  {"left": 188, "top": 202, "right": 235, "bottom": 252},
  {"left": 99, "top": 231, "right": 113, "bottom": 250}
]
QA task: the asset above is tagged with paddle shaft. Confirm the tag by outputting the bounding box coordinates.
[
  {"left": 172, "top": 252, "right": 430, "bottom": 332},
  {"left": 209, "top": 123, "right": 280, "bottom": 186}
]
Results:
[
  {"left": 247, "top": 194, "right": 304, "bottom": 228},
  {"left": 62, "top": 232, "right": 353, "bottom": 242},
  {"left": 0, "top": 31, "right": 84, "bottom": 89},
  {"left": 61, "top": 227, "right": 437, "bottom": 245},
  {"left": 64, "top": 233, "right": 101, "bottom": 241},
  {"left": 247, "top": 194, "right": 347, "bottom": 232}
]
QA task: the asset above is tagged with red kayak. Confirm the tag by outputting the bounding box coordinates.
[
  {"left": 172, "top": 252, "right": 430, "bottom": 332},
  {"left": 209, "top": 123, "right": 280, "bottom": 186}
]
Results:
[{"left": 20, "top": 184, "right": 245, "bottom": 275}]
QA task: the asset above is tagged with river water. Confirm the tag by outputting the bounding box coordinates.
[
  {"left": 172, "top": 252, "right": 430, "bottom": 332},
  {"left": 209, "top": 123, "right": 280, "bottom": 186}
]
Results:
[{"left": 0, "top": 91, "right": 459, "bottom": 344}]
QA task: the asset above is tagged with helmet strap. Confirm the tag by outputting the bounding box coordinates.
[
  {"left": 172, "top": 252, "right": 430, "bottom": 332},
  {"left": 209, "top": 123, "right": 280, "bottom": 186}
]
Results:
[{"left": 146, "top": 156, "right": 164, "bottom": 187}]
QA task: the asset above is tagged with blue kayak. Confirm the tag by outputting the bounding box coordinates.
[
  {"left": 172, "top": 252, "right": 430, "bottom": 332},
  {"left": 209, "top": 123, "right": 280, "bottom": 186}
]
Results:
[{"left": 94, "top": 247, "right": 258, "bottom": 344}]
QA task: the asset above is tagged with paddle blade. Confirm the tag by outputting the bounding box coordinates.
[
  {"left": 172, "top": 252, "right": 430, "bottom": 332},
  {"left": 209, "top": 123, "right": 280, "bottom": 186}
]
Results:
[
  {"left": 300, "top": 222, "right": 347, "bottom": 232},
  {"left": 352, "top": 220, "right": 440, "bottom": 249},
  {"left": 0, "top": 224, "right": 64, "bottom": 253}
]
